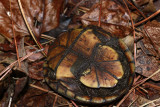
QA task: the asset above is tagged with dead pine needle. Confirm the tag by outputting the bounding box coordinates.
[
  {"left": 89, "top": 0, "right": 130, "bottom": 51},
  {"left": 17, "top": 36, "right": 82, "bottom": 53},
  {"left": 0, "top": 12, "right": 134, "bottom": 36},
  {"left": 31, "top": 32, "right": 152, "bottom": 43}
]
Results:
[
  {"left": 17, "top": 0, "right": 47, "bottom": 57},
  {"left": 98, "top": 0, "right": 102, "bottom": 27},
  {"left": 9, "top": 0, "right": 21, "bottom": 68},
  {"left": 70, "top": 100, "right": 79, "bottom": 107},
  {"left": 116, "top": 68, "right": 160, "bottom": 107},
  {"left": 134, "top": 9, "right": 160, "bottom": 26},
  {"left": 53, "top": 95, "right": 58, "bottom": 107}
]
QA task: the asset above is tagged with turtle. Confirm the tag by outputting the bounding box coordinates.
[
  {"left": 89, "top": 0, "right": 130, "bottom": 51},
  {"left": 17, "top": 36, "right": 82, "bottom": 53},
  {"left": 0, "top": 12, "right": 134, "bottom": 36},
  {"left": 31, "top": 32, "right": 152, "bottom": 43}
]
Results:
[{"left": 43, "top": 25, "right": 135, "bottom": 104}]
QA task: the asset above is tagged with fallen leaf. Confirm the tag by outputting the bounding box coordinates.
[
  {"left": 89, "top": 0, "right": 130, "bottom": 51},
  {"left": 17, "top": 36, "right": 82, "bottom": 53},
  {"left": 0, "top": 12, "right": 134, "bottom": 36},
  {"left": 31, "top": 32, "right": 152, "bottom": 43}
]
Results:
[
  {"left": 143, "top": 20, "right": 160, "bottom": 58},
  {"left": 0, "top": 0, "right": 64, "bottom": 39},
  {"left": 136, "top": 48, "right": 160, "bottom": 81},
  {"left": 81, "top": 0, "right": 131, "bottom": 37}
]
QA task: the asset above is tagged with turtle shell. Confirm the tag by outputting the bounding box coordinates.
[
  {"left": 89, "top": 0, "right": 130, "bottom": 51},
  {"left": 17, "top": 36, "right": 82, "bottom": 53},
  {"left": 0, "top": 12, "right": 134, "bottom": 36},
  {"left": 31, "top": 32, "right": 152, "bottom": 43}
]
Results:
[{"left": 44, "top": 26, "right": 135, "bottom": 104}]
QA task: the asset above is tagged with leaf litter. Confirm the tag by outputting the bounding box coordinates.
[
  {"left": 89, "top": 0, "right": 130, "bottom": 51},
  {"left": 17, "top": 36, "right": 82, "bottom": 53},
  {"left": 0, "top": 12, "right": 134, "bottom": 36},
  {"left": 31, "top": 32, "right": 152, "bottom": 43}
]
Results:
[{"left": 0, "top": 0, "right": 160, "bottom": 106}]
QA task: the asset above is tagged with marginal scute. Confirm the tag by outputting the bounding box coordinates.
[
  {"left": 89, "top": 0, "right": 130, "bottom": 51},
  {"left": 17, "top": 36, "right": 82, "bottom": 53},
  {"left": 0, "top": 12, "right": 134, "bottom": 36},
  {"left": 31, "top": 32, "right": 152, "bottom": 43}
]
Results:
[
  {"left": 75, "top": 96, "right": 91, "bottom": 102},
  {"left": 105, "top": 96, "right": 117, "bottom": 101},
  {"left": 66, "top": 90, "right": 75, "bottom": 99},
  {"left": 130, "top": 63, "right": 135, "bottom": 74},
  {"left": 92, "top": 97, "right": 105, "bottom": 103}
]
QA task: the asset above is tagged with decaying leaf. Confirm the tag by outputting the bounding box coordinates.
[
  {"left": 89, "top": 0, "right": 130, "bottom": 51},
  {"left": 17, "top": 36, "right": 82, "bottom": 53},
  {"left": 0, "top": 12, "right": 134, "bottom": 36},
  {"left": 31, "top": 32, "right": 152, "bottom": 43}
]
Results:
[
  {"left": 136, "top": 49, "right": 160, "bottom": 81},
  {"left": 143, "top": 20, "right": 160, "bottom": 58},
  {"left": 81, "top": 0, "right": 132, "bottom": 37},
  {"left": 0, "top": 0, "right": 30, "bottom": 38},
  {"left": 0, "top": 0, "right": 63, "bottom": 39},
  {"left": 28, "top": 61, "right": 44, "bottom": 80}
]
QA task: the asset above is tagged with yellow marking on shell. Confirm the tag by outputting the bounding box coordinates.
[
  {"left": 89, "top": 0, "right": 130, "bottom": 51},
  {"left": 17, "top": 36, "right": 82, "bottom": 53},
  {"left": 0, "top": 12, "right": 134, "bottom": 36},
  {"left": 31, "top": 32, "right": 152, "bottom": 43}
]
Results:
[
  {"left": 82, "top": 68, "right": 91, "bottom": 75},
  {"left": 66, "top": 90, "right": 75, "bottom": 99},
  {"left": 125, "top": 51, "right": 134, "bottom": 62},
  {"left": 48, "top": 53, "right": 64, "bottom": 71},
  {"left": 47, "top": 46, "right": 65, "bottom": 61},
  {"left": 59, "top": 32, "right": 69, "bottom": 46},
  {"left": 91, "top": 97, "right": 105, "bottom": 103},
  {"left": 130, "top": 63, "right": 135, "bottom": 74},
  {"left": 72, "top": 29, "right": 101, "bottom": 56},
  {"left": 48, "top": 82, "right": 57, "bottom": 90},
  {"left": 67, "top": 29, "right": 82, "bottom": 46},
  {"left": 80, "top": 67, "right": 98, "bottom": 88},
  {"left": 75, "top": 96, "right": 91, "bottom": 102},
  {"left": 97, "top": 68, "right": 118, "bottom": 88},
  {"left": 118, "top": 39, "right": 134, "bottom": 63},
  {"left": 100, "top": 61, "right": 124, "bottom": 79},
  {"left": 96, "top": 45, "right": 118, "bottom": 61},
  {"left": 56, "top": 53, "right": 77, "bottom": 80},
  {"left": 128, "top": 76, "right": 134, "bottom": 86},
  {"left": 80, "top": 66, "right": 118, "bottom": 88},
  {"left": 60, "top": 81, "right": 75, "bottom": 91},
  {"left": 57, "top": 87, "right": 65, "bottom": 95},
  {"left": 105, "top": 95, "right": 117, "bottom": 101}
]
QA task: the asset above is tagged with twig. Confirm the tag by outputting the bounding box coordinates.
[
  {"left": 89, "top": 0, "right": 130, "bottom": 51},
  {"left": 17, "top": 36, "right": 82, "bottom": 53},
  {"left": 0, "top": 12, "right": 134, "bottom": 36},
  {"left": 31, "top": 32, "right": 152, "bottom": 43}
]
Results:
[
  {"left": 134, "top": 9, "right": 160, "bottom": 26},
  {"left": 128, "top": 96, "right": 138, "bottom": 107},
  {"left": 67, "top": 0, "right": 86, "bottom": 16},
  {"left": 116, "top": 68, "right": 160, "bottom": 107},
  {"left": 126, "top": 0, "right": 146, "bottom": 18},
  {"left": 70, "top": 100, "right": 78, "bottom": 107},
  {"left": 29, "top": 84, "right": 61, "bottom": 97},
  {"left": 53, "top": 95, "right": 58, "bottom": 107},
  {"left": 98, "top": 0, "right": 102, "bottom": 27},
  {"left": 0, "top": 49, "right": 43, "bottom": 81}
]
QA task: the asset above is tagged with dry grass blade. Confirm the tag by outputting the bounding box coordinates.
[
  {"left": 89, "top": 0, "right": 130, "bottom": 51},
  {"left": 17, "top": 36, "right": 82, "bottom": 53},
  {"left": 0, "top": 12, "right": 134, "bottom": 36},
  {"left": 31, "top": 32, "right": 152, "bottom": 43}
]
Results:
[{"left": 117, "top": 68, "right": 160, "bottom": 107}]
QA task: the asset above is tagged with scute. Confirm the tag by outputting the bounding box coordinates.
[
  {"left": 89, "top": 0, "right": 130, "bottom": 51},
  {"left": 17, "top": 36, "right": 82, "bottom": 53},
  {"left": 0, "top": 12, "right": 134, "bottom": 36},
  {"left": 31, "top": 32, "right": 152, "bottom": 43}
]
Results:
[{"left": 44, "top": 25, "right": 135, "bottom": 104}]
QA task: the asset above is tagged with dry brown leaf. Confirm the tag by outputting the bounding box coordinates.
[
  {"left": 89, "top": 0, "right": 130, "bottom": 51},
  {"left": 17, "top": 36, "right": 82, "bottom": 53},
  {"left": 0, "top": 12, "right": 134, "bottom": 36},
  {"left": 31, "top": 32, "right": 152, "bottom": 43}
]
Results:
[
  {"left": 143, "top": 20, "right": 160, "bottom": 58},
  {"left": 28, "top": 61, "right": 44, "bottom": 80},
  {"left": 0, "top": 0, "right": 63, "bottom": 39},
  {"left": 16, "top": 82, "right": 62, "bottom": 106},
  {"left": 81, "top": 0, "right": 131, "bottom": 37},
  {"left": 0, "top": 1, "right": 28, "bottom": 38},
  {"left": 121, "top": 92, "right": 156, "bottom": 107},
  {"left": 41, "top": 0, "right": 64, "bottom": 33},
  {"left": 136, "top": 49, "right": 160, "bottom": 81}
]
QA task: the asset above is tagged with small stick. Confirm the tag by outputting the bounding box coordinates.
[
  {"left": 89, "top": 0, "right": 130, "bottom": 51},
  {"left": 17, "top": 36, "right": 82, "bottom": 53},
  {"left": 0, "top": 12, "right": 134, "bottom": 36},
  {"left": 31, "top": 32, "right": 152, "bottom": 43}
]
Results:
[{"left": 134, "top": 9, "right": 160, "bottom": 26}]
